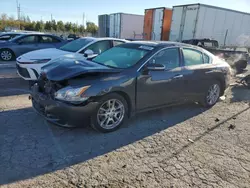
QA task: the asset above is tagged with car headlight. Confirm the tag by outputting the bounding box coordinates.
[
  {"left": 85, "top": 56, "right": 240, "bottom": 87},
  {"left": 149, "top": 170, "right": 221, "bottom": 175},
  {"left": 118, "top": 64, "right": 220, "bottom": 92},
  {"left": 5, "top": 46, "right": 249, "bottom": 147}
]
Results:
[
  {"left": 33, "top": 59, "right": 51, "bottom": 64},
  {"left": 54, "top": 86, "right": 90, "bottom": 103}
]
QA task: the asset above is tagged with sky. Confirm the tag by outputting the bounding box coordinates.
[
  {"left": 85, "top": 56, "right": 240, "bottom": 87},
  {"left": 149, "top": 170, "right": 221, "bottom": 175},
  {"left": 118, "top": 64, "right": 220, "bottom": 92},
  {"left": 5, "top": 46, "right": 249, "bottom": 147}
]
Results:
[{"left": 1, "top": 0, "right": 250, "bottom": 25}]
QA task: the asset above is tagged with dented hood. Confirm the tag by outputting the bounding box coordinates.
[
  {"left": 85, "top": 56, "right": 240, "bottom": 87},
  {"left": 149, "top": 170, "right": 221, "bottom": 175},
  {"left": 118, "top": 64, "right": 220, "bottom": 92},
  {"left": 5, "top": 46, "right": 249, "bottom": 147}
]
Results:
[{"left": 41, "top": 56, "right": 122, "bottom": 81}]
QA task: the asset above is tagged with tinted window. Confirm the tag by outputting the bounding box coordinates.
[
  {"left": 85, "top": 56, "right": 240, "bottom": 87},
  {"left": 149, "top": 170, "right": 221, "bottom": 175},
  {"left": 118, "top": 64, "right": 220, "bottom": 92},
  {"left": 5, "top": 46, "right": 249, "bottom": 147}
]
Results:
[
  {"left": 183, "top": 48, "right": 203, "bottom": 66},
  {"left": 18, "top": 36, "right": 38, "bottom": 44},
  {"left": 203, "top": 54, "right": 210, "bottom": 64},
  {"left": 0, "top": 35, "right": 11, "bottom": 40},
  {"left": 149, "top": 48, "right": 180, "bottom": 69},
  {"left": 85, "top": 40, "right": 111, "bottom": 54},
  {"left": 113, "top": 40, "right": 124, "bottom": 47},
  {"left": 92, "top": 46, "right": 149, "bottom": 69},
  {"left": 60, "top": 38, "right": 93, "bottom": 52},
  {"left": 41, "top": 36, "right": 60, "bottom": 43}
]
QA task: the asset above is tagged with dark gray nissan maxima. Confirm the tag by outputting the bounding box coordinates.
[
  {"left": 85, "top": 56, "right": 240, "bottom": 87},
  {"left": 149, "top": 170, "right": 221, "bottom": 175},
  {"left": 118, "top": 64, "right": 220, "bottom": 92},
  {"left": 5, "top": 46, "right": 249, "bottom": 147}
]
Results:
[{"left": 31, "top": 41, "right": 231, "bottom": 133}]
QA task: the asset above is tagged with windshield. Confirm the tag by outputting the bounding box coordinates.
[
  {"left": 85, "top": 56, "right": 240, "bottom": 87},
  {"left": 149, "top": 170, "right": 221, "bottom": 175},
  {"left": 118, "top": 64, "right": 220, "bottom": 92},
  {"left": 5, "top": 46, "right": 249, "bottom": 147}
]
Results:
[
  {"left": 92, "top": 46, "right": 151, "bottom": 69},
  {"left": 60, "top": 38, "right": 93, "bottom": 52}
]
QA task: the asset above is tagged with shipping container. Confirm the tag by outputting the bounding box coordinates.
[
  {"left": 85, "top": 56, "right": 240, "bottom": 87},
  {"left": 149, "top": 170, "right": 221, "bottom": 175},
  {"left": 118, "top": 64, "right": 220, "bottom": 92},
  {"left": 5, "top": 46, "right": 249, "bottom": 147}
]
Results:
[
  {"left": 143, "top": 7, "right": 173, "bottom": 41},
  {"left": 98, "top": 14, "right": 110, "bottom": 37},
  {"left": 109, "top": 13, "right": 144, "bottom": 39},
  {"left": 169, "top": 3, "right": 250, "bottom": 47}
]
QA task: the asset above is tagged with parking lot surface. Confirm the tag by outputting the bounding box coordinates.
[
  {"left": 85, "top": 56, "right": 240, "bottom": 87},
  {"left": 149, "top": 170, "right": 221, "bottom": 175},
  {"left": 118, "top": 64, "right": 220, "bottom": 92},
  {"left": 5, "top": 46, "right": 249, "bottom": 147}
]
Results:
[{"left": 0, "top": 60, "right": 250, "bottom": 188}]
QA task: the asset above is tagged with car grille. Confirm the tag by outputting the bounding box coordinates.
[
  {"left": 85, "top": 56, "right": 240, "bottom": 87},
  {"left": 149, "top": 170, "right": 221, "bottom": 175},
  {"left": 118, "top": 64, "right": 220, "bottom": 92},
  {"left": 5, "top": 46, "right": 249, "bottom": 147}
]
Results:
[
  {"left": 37, "top": 75, "right": 65, "bottom": 98},
  {"left": 16, "top": 64, "right": 30, "bottom": 78}
]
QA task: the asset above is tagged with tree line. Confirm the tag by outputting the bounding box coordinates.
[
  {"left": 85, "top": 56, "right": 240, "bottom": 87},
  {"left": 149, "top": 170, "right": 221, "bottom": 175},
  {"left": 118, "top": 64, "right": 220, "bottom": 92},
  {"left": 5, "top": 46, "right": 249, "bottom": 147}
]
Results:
[{"left": 0, "top": 13, "right": 98, "bottom": 34}]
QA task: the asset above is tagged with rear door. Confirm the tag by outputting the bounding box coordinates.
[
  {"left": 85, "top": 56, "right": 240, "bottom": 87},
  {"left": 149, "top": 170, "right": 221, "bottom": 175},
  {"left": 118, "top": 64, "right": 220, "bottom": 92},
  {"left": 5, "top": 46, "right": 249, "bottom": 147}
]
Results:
[
  {"left": 15, "top": 35, "right": 41, "bottom": 55},
  {"left": 136, "top": 47, "right": 187, "bottom": 110},
  {"left": 152, "top": 8, "right": 164, "bottom": 40},
  {"left": 181, "top": 48, "right": 216, "bottom": 100},
  {"left": 180, "top": 5, "right": 199, "bottom": 41},
  {"left": 38, "top": 35, "right": 62, "bottom": 49}
]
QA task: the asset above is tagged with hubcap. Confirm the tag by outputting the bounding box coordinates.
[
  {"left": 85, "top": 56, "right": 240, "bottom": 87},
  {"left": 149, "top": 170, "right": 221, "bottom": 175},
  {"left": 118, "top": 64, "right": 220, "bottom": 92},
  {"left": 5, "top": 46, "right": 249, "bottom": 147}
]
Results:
[
  {"left": 206, "top": 84, "right": 220, "bottom": 105},
  {"left": 97, "top": 99, "right": 125, "bottom": 129},
  {"left": 1, "top": 50, "right": 12, "bottom": 61}
]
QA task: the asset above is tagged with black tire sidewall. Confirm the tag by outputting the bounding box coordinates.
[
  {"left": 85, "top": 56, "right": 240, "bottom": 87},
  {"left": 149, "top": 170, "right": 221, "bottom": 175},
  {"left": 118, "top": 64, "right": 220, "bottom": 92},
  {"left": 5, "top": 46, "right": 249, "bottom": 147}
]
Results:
[
  {"left": 91, "top": 93, "right": 128, "bottom": 133},
  {"left": 0, "top": 49, "right": 14, "bottom": 61},
  {"left": 201, "top": 81, "right": 221, "bottom": 108}
]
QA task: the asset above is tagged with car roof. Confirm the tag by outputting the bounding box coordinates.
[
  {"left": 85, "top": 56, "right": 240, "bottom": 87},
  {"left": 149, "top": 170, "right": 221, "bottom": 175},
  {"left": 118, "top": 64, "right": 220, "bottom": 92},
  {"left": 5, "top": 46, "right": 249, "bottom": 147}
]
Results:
[
  {"left": 128, "top": 40, "right": 203, "bottom": 49},
  {"left": 79, "top": 37, "right": 128, "bottom": 42}
]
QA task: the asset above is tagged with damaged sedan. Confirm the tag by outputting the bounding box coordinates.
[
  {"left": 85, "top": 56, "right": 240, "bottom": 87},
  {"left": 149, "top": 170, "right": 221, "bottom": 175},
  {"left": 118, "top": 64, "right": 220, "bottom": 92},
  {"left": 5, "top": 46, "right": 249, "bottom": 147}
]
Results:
[{"left": 30, "top": 42, "right": 231, "bottom": 132}]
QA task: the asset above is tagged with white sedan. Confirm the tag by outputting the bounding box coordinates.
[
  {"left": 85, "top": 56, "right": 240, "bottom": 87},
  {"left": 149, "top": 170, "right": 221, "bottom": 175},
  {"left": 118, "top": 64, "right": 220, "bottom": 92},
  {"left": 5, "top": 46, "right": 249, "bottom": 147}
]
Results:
[{"left": 16, "top": 37, "right": 127, "bottom": 80}]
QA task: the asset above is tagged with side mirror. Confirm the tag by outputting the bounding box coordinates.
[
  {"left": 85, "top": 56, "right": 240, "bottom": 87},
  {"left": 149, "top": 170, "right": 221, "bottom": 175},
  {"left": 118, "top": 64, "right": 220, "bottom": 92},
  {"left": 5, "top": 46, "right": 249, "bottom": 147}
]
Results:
[
  {"left": 146, "top": 63, "right": 165, "bottom": 71},
  {"left": 84, "top": 49, "right": 97, "bottom": 58}
]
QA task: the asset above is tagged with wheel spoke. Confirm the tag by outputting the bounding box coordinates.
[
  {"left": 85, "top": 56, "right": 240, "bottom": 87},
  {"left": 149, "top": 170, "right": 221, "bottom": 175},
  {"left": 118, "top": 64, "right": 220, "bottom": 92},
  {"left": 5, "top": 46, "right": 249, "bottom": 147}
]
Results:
[
  {"left": 100, "top": 107, "right": 108, "bottom": 112},
  {"left": 97, "top": 98, "right": 125, "bottom": 129}
]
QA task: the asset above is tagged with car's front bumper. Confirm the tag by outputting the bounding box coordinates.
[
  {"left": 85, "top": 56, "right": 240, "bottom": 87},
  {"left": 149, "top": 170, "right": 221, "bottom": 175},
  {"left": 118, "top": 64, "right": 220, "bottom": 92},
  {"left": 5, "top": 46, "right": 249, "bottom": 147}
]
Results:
[
  {"left": 16, "top": 61, "right": 44, "bottom": 80},
  {"left": 31, "top": 85, "right": 98, "bottom": 127}
]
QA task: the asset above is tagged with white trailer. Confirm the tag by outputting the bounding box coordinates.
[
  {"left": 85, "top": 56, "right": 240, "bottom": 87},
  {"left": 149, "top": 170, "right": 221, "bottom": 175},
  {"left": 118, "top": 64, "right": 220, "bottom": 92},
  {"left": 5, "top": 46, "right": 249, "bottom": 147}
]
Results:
[
  {"left": 109, "top": 13, "right": 144, "bottom": 39},
  {"left": 170, "top": 4, "right": 250, "bottom": 47}
]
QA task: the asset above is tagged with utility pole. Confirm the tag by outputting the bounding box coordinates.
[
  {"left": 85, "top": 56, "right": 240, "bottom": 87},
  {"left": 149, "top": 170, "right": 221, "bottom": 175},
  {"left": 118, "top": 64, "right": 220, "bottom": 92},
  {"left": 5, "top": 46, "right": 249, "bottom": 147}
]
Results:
[
  {"left": 51, "top": 14, "right": 53, "bottom": 21},
  {"left": 16, "top": 0, "right": 21, "bottom": 29}
]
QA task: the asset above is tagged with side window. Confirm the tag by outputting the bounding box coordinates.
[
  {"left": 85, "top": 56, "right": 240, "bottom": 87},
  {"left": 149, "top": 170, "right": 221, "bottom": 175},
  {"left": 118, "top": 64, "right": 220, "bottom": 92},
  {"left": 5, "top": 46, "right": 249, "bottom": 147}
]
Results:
[
  {"left": 85, "top": 40, "right": 111, "bottom": 54},
  {"left": 40, "top": 36, "right": 60, "bottom": 43},
  {"left": 183, "top": 48, "right": 203, "bottom": 66},
  {"left": 0, "top": 35, "right": 11, "bottom": 40},
  {"left": 148, "top": 48, "right": 180, "bottom": 69},
  {"left": 18, "top": 36, "right": 37, "bottom": 44},
  {"left": 113, "top": 40, "right": 124, "bottom": 47},
  {"left": 203, "top": 54, "right": 210, "bottom": 64}
]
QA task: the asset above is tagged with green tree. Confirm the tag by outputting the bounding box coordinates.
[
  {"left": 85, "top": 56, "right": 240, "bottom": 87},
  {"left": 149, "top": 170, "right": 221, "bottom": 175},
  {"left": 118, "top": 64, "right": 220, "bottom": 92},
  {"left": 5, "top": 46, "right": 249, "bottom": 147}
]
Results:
[
  {"left": 72, "top": 23, "right": 78, "bottom": 33},
  {"left": 51, "top": 20, "right": 57, "bottom": 31},
  {"left": 57, "top": 20, "right": 65, "bottom": 31},
  {"left": 64, "top": 22, "right": 72, "bottom": 32},
  {"left": 86, "top": 22, "right": 98, "bottom": 34},
  {"left": 25, "top": 21, "right": 36, "bottom": 31},
  {"left": 44, "top": 21, "right": 52, "bottom": 31},
  {"left": 78, "top": 25, "right": 85, "bottom": 33},
  {"left": 35, "top": 21, "right": 42, "bottom": 31}
]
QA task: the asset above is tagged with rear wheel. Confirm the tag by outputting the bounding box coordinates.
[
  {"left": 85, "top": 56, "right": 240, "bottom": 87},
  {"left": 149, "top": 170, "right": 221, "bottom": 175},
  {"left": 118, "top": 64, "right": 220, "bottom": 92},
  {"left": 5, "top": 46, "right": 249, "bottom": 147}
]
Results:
[
  {"left": 0, "top": 49, "right": 15, "bottom": 61},
  {"left": 200, "top": 81, "right": 221, "bottom": 107},
  {"left": 91, "top": 93, "right": 128, "bottom": 133}
]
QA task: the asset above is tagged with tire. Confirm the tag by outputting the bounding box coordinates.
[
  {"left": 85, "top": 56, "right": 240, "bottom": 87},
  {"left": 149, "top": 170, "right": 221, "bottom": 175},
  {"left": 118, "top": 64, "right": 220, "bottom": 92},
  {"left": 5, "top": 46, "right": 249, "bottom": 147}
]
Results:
[
  {"left": 234, "top": 60, "right": 247, "bottom": 74},
  {"left": 0, "top": 49, "right": 15, "bottom": 61},
  {"left": 91, "top": 93, "right": 128, "bottom": 133},
  {"left": 200, "top": 81, "right": 221, "bottom": 108}
]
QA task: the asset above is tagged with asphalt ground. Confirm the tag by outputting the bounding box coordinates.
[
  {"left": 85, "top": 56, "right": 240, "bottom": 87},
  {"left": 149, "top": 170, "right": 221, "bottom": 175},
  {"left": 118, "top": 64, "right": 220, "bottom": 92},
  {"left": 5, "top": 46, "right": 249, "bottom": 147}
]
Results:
[{"left": 0, "top": 60, "right": 250, "bottom": 188}]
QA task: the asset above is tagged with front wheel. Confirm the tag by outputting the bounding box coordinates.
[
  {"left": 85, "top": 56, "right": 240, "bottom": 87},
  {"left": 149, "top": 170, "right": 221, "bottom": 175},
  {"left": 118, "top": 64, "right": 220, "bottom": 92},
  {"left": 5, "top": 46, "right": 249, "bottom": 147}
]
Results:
[
  {"left": 0, "top": 49, "right": 15, "bottom": 61},
  {"left": 91, "top": 93, "right": 128, "bottom": 133},
  {"left": 201, "top": 82, "right": 221, "bottom": 108}
]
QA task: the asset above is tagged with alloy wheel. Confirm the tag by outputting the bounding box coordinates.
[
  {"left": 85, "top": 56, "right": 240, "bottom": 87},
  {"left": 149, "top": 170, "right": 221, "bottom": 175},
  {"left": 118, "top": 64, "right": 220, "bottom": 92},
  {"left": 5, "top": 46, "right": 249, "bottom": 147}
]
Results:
[
  {"left": 1, "top": 50, "right": 12, "bottom": 61},
  {"left": 97, "top": 99, "right": 125, "bottom": 130},
  {"left": 206, "top": 84, "right": 220, "bottom": 105}
]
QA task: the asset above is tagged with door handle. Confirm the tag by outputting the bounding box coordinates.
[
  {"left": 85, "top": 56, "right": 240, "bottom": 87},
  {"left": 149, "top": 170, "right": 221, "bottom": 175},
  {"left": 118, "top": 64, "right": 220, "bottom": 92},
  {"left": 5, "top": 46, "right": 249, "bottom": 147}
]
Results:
[{"left": 173, "top": 74, "right": 183, "bottom": 79}]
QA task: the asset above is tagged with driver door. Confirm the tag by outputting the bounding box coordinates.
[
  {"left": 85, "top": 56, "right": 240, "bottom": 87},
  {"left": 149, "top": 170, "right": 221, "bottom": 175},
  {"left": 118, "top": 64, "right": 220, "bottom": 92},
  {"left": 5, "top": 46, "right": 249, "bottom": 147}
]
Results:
[{"left": 136, "top": 47, "right": 186, "bottom": 110}]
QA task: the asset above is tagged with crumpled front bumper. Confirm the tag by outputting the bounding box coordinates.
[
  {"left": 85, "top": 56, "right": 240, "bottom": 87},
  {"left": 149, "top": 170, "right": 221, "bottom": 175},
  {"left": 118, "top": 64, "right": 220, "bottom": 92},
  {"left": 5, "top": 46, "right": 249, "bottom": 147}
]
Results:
[{"left": 30, "top": 84, "right": 98, "bottom": 127}]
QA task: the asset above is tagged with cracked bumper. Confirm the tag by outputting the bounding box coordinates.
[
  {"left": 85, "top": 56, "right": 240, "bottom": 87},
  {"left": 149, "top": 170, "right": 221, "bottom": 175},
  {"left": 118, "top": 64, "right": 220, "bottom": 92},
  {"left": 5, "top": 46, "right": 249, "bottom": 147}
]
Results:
[{"left": 31, "top": 88, "right": 98, "bottom": 127}]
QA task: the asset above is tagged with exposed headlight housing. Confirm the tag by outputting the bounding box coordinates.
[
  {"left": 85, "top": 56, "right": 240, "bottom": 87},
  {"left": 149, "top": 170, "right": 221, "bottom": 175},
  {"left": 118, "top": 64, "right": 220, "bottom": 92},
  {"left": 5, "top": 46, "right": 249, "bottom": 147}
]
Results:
[
  {"left": 33, "top": 59, "right": 51, "bottom": 64},
  {"left": 54, "top": 86, "right": 90, "bottom": 103}
]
